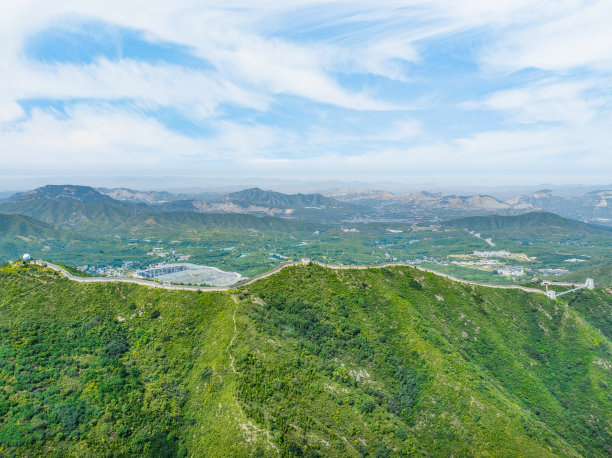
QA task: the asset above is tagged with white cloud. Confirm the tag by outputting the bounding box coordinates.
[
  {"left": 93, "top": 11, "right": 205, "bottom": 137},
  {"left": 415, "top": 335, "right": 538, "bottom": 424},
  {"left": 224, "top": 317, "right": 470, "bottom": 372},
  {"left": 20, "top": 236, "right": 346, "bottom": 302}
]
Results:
[
  {"left": 204, "top": 34, "right": 400, "bottom": 110},
  {"left": 1, "top": 1, "right": 611, "bottom": 183},
  {"left": 466, "top": 80, "right": 604, "bottom": 124},
  {"left": 240, "top": 124, "right": 612, "bottom": 179},
  {"left": 1, "top": 105, "right": 199, "bottom": 166},
  {"left": 1, "top": 58, "right": 269, "bottom": 120},
  {"left": 0, "top": 104, "right": 297, "bottom": 172},
  {"left": 481, "top": 1, "right": 612, "bottom": 71},
  {"left": 0, "top": 102, "right": 25, "bottom": 123},
  {"left": 0, "top": 1, "right": 410, "bottom": 115},
  {"left": 1, "top": 100, "right": 610, "bottom": 183}
]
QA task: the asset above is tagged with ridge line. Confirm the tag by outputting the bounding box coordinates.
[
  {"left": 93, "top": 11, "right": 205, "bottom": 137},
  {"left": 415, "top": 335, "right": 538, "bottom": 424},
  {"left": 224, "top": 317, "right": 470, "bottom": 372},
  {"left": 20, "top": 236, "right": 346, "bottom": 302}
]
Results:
[{"left": 31, "top": 259, "right": 548, "bottom": 296}]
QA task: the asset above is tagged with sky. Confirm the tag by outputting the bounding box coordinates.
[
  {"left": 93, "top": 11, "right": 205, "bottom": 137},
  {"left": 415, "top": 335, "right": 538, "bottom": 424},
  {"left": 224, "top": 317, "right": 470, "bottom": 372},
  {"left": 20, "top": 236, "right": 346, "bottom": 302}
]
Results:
[{"left": 1, "top": 0, "right": 611, "bottom": 188}]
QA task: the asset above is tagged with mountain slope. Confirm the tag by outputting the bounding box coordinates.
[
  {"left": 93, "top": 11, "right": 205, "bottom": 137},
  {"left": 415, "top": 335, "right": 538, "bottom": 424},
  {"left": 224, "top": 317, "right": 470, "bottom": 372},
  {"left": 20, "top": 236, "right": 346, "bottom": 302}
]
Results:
[
  {"left": 0, "top": 213, "right": 55, "bottom": 236},
  {"left": 0, "top": 214, "right": 73, "bottom": 262},
  {"left": 122, "top": 211, "right": 319, "bottom": 237},
  {"left": 0, "top": 185, "right": 320, "bottom": 235},
  {"left": 97, "top": 187, "right": 181, "bottom": 204},
  {"left": 0, "top": 185, "right": 153, "bottom": 232},
  {"left": 444, "top": 211, "right": 612, "bottom": 235},
  {"left": 0, "top": 197, "right": 137, "bottom": 232},
  {"left": 0, "top": 264, "right": 610, "bottom": 456},
  {"left": 155, "top": 188, "right": 358, "bottom": 220}
]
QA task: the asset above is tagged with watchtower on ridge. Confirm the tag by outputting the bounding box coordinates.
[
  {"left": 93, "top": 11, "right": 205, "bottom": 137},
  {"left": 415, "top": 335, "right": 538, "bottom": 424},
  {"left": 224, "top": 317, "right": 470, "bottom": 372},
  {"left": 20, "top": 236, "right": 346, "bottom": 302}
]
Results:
[{"left": 546, "top": 278, "right": 594, "bottom": 300}]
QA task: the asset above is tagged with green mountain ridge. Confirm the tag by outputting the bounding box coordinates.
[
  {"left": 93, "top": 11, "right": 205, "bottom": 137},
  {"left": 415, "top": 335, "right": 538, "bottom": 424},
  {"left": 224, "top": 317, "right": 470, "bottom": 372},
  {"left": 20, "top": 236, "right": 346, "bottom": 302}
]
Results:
[
  {"left": 444, "top": 211, "right": 612, "bottom": 235},
  {"left": 0, "top": 214, "right": 71, "bottom": 260},
  {"left": 0, "top": 197, "right": 137, "bottom": 232},
  {"left": 1, "top": 263, "right": 610, "bottom": 456},
  {"left": 0, "top": 213, "right": 56, "bottom": 235},
  {"left": 9, "top": 185, "right": 124, "bottom": 205},
  {"left": 222, "top": 187, "right": 340, "bottom": 209},
  {"left": 0, "top": 196, "right": 319, "bottom": 235}
]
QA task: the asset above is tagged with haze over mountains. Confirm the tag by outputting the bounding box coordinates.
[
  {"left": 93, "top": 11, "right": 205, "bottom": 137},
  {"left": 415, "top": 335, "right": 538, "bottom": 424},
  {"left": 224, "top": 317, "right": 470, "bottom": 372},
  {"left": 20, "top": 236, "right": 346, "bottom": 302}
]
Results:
[
  {"left": 0, "top": 186, "right": 319, "bottom": 235},
  {"left": 103, "top": 185, "right": 612, "bottom": 224},
  {"left": 332, "top": 188, "right": 612, "bottom": 224},
  {"left": 2, "top": 184, "right": 609, "bottom": 226}
]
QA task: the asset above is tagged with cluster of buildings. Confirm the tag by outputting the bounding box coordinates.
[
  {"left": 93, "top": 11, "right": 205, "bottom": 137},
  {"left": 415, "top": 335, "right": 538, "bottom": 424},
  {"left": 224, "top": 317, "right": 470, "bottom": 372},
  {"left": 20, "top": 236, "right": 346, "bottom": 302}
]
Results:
[
  {"left": 474, "top": 250, "right": 511, "bottom": 257},
  {"left": 497, "top": 266, "right": 524, "bottom": 276},
  {"left": 538, "top": 268, "right": 569, "bottom": 276},
  {"left": 81, "top": 262, "right": 134, "bottom": 277},
  {"left": 145, "top": 247, "right": 191, "bottom": 262},
  {"left": 410, "top": 256, "right": 448, "bottom": 266}
]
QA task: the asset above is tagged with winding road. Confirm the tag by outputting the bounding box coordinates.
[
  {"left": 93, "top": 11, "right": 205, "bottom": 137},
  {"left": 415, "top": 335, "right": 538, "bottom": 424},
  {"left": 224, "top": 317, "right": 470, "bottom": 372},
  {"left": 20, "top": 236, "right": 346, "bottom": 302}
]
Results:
[{"left": 34, "top": 259, "right": 549, "bottom": 296}]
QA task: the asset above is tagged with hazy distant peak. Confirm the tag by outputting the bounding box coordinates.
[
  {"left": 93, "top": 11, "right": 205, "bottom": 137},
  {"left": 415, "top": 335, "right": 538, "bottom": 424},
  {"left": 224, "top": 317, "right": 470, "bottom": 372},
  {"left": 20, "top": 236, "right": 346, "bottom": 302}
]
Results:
[
  {"left": 531, "top": 189, "right": 554, "bottom": 197},
  {"left": 223, "top": 187, "right": 336, "bottom": 208},
  {"left": 97, "top": 187, "right": 178, "bottom": 204},
  {"left": 10, "top": 185, "right": 112, "bottom": 204}
]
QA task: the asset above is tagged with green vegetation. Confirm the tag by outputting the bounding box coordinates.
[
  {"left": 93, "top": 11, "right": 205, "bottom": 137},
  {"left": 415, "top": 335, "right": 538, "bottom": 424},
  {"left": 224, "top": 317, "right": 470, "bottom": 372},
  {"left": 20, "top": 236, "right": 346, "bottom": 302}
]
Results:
[
  {"left": 1, "top": 264, "right": 611, "bottom": 456},
  {"left": 2, "top": 192, "right": 612, "bottom": 286},
  {"left": 54, "top": 263, "right": 92, "bottom": 277},
  {"left": 445, "top": 211, "right": 612, "bottom": 235}
]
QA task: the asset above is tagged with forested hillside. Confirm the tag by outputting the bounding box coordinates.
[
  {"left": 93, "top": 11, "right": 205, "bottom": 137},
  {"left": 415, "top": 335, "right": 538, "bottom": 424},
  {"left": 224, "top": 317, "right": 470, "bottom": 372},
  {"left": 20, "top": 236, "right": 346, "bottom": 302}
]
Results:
[
  {"left": 0, "top": 263, "right": 611, "bottom": 456},
  {"left": 445, "top": 211, "right": 612, "bottom": 235}
]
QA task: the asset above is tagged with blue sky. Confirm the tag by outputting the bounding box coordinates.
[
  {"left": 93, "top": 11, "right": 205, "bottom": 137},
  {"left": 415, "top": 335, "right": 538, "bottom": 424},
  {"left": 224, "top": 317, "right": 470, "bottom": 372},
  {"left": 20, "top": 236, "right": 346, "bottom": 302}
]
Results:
[{"left": 1, "top": 1, "right": 611, "bottom": 186}]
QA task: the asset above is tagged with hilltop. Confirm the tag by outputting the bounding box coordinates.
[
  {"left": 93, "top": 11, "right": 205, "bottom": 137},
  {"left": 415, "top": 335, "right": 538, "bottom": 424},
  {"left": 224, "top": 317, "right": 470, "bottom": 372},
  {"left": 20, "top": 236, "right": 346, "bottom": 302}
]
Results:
[
  {"left": 8, "top": 185, "right": 119, "bottom": 205},
  {"left": 0, "top": 263, "right": 610, "bottom": 456}
]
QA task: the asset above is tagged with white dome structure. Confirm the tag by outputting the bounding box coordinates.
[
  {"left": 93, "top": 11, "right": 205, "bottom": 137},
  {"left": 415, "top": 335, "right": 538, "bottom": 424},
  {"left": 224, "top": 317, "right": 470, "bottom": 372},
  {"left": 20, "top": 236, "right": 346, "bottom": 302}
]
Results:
[{"left": 22, "top": 253, "right": 31, "bottom": 261}]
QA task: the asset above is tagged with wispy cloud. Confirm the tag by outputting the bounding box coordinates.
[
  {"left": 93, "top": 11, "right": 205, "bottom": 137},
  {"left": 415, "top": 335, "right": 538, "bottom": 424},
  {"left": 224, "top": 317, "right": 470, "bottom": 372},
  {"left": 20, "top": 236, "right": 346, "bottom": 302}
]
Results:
[
  {"left": 1, "top": 1, "right": 611, "bottom": 184},
  {"left": 464, "top": 80, "right": 605, "bottom": 124}
]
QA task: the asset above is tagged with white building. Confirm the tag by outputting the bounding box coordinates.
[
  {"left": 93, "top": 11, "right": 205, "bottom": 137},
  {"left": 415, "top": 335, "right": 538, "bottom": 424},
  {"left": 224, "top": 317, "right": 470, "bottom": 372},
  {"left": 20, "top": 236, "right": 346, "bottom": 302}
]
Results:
[
  {"left": 498, "top": 266, "right": 524, "bottom": 276},
  {"left": 474, "top": 250, "right": 510, "bottom": 257}
]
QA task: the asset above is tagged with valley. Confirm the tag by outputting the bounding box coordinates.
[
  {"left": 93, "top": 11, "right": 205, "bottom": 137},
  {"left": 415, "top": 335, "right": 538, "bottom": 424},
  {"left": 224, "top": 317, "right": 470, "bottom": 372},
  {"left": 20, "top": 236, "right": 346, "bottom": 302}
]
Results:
[{"left": 1, "top": 185, "right": 611, "bottom": 287}]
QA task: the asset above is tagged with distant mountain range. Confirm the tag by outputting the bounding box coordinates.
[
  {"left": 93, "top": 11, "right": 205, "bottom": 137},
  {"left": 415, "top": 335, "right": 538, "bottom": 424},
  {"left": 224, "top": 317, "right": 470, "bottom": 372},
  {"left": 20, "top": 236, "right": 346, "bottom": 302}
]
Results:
[
  {"left": 0, "top": 185, "right": 320, "bottom": 234},
  {"left": 158, "top": 187, "right": 354, "bottom": 219},
  {"left": 95, "top": 186, "right": 342, "bottom": 214},
  {"left": 2, "top": 184, "right": 611, "bottom": 230},
  {"left": 332, "top": 188, "right": 612, "bottom": 225},
  {"left": 10, "top": 185, "right": 118, "bottom": 205},
  {"left": 97, "top": 187, "right": 180, "bottom": 204}
]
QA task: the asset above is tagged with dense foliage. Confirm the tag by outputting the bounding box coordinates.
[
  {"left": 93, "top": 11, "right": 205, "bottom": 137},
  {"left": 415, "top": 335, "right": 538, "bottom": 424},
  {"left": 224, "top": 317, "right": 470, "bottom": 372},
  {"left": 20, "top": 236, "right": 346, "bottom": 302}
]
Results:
[{"left": 0, "top": 263, "right": 611, "bottom": 456}]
